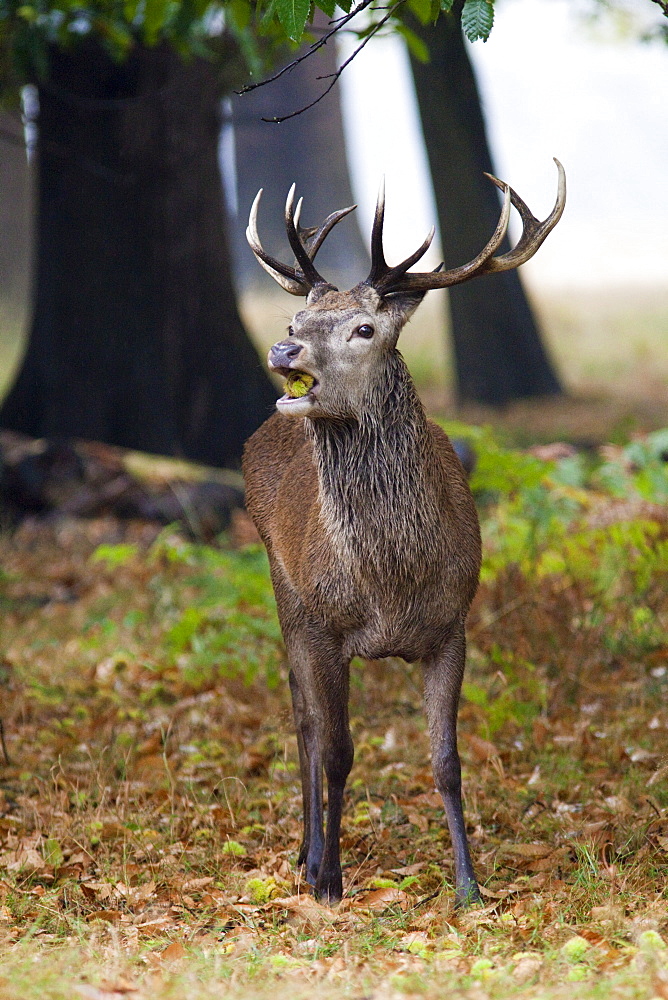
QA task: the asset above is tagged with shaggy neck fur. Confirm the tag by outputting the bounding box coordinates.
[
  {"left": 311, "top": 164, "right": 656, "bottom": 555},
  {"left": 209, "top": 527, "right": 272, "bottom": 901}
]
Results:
[{"left": 305, "top": 351, "right": 442, "bottom": 583}]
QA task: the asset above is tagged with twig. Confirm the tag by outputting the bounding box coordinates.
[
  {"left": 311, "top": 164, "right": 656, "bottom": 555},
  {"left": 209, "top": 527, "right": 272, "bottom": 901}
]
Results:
[
  {"left": 236, "top": 0, "right": 377, "bottom": 96},
  {"left": 411, "top": 889, "right": 441, "bottom": 910},
  {"left": 262, "top": 0, "right": 405, "bottom": 123},
  {"left": 0, "top": 719, "right": 11, "bottom": 766}
]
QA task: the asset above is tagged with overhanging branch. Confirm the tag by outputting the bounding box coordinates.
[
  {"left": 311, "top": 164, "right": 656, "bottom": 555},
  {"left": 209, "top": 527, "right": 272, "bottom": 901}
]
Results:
[
  {"left": 237, "top": 0, "right": 407, "bottom": 121},
  {"left": 236, "top": 0, "right": 377, "bottom": 96}
]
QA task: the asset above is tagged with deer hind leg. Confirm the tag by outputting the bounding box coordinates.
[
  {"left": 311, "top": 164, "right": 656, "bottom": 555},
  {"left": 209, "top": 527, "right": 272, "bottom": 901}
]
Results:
[{"left": 422, "top": 616, "right": 481, "bottom": 908}]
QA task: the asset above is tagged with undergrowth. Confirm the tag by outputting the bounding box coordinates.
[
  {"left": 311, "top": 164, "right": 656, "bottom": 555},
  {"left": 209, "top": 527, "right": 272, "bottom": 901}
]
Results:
[{"left": 0, "top": 425, "right": 667, "bottom": 999}]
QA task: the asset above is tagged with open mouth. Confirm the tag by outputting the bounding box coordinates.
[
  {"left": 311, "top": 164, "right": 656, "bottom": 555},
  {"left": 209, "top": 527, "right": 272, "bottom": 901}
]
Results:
[{"left": 276, "top": 368, "right": 320, "bottom": 405}]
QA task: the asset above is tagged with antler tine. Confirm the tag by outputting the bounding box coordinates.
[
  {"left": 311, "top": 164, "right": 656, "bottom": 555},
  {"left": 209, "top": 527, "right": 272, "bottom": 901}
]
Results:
[
  {"left": 284, "top": 184, "right": 330, "bottom": 289},
  {"left": 370, "top": 159, "right": 565, "bottom": 296},
  {"left": 484, "top": 158, "right": 566, "bottom": 272},
  {"left": 373, "top": 184, "right": 511, "bottom": 295},
  {"left": 372, "top": 226, "right": 436, "bottom": 296},
  {"left": 246, "top": 188, "right": 310, "bottom": 295},
  {"left": 297, "top": 205, "right": 357, "bottom": 261},
  {"left": 366, "top": 177, "right": 389, "bottom": 285}
]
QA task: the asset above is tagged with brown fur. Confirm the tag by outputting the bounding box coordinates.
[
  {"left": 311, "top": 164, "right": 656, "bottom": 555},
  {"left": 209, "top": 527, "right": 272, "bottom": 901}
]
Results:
[
  {"left": 242, "top": 169, "right": 565, "bottom": 904},
  {"left": 243, "top": 336, "right": 482, "bottom": 905}
]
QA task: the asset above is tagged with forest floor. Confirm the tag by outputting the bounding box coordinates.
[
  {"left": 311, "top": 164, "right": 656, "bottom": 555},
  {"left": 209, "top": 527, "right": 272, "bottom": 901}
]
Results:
[{"left": 0, "top": 419, "right": 667, "bottom": 999}]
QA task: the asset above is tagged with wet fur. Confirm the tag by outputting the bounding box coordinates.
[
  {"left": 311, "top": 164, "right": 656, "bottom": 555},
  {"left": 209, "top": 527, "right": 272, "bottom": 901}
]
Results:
[{"left": 243, "top": 345, "right": 482, "bottom": 904}]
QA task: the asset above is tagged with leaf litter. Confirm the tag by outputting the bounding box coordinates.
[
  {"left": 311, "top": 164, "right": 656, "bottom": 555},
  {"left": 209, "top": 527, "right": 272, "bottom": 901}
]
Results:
[{"left": 0, "top": 430, "right": 667, "bottom": 998}]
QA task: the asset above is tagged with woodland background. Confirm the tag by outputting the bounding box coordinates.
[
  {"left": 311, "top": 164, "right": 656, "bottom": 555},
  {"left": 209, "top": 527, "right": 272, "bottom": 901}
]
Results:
[{"left": 0, "top": 0, "right": 667, "bottom": 996}]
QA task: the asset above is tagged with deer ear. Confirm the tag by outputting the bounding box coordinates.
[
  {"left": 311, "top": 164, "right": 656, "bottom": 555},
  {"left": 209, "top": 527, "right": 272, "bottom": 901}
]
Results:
[{"left": 382, "top": 289, "right": 428, "bottom": 328}]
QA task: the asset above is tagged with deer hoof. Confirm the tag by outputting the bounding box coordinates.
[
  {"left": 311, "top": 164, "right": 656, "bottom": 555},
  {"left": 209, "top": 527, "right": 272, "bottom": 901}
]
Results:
[
  {"left": 455, "top": 879, "right": 483, "bottom": 910},
  {"left": 314, "top": 871, "right": 343, "bottom": 906}
]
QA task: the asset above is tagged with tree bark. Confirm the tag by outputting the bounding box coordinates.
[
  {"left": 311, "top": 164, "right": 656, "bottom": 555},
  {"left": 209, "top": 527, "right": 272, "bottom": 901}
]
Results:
[
  {"left": 408, "top": 9, "right": 562, "bottom": 406},
  {"left": 0, "top": 41, "right": 276, "bottom": 468},
  {"left": 0, "top": 110, "right": 32, "bottom": 311}
]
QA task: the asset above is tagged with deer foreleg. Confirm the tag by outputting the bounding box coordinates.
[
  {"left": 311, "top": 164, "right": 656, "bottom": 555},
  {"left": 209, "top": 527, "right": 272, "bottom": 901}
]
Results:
[
  {"left": 288, "top": 668, "right": 323, "bottom": 875},
  {"left": 423, "top": 617, "right": 481, "bottom": 908},
  {"left": 287, "top": 632, "right": 352, "bottom": 902},
  {"left": 312, "top": 657, "right": 353, "bottom": 903}
]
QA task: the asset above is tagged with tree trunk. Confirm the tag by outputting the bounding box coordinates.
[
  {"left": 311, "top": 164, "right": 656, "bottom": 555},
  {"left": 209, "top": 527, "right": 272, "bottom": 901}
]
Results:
[
  {"left": 0, "top": 41, "right": 276, "bottom": 468},
  {"left": 0, "top": 110, "right": 32, "bottom": 311},
  {"left": 229, "top": 22, "right": 369, "bottom": 292},
  {"left": 408, "top": 9, "right": 562, "bottom": 406}
]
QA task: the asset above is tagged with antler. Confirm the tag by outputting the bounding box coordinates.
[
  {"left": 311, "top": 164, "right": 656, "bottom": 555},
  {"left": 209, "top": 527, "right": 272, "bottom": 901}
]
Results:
[
  {"left": 366, "top": 158, "right": 566, "bottom": 297},
  {"left": 246, "top": 185, "right": 356, "bottom": 296}
]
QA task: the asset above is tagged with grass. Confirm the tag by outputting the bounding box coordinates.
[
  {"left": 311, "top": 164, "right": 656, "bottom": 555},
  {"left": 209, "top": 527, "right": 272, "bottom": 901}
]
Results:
[
  {"left": 0, "top": 431, "right": 667, "bottom": 998},
  {"left": 0, "top": 284, "right": 667, "bottom": 996}
]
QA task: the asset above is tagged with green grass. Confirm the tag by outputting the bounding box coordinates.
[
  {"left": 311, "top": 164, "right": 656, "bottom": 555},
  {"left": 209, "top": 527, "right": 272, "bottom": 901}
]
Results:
[{"left": 0, "top": 426, "right": 667, "bottom": 997}]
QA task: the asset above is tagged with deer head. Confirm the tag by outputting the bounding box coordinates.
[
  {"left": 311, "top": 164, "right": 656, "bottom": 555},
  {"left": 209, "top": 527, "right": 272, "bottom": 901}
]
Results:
[{"left": 247, "top": 160, "right": 566, "bottom": 419}]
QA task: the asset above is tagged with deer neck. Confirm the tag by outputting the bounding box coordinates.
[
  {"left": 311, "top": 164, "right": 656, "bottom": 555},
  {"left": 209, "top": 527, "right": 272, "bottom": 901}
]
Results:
[{"left": 305, "top": 351, "right": 439, "bottom": 575}]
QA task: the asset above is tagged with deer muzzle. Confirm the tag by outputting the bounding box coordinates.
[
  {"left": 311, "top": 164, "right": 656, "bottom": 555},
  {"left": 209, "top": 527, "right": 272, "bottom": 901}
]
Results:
[{"left": 268, "top": 340, "right": 304, "bottom": 371}]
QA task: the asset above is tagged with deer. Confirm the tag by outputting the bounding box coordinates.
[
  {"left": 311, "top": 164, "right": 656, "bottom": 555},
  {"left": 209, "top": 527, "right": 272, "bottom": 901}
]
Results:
[{"left": 242, "top": 160, "right": 566, "bottom": 906}]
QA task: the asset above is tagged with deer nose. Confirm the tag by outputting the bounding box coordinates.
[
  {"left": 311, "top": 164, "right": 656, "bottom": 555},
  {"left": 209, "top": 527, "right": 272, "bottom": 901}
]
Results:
[{"left": 269, "top": 340, "right": 304, "bottom": 369}]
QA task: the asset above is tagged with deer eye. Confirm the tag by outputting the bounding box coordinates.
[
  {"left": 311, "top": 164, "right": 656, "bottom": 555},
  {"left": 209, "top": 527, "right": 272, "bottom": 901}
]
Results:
[
  {"left": 355, "top": 324, "right": 374, "bottom": 339},
  {"left": 287, "top": 326, "right": 294, "bottom": 336}
]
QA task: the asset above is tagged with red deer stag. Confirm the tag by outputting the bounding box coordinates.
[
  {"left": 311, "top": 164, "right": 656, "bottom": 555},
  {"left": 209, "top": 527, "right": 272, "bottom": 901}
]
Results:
[{"left": 242, "top": 161, "right": 566, "bottom": 905}]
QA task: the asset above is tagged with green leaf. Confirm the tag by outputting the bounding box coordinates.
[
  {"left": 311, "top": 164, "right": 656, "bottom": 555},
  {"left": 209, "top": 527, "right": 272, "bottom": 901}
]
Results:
[
  {"left": 123, "top": 0, "right": 140, "bottom": 23},
  {"left": 275, "top": 0, "right": 310, "bottom": 41},
  {"left": 461, "top": 0, "right": 494, "bottom": 42},
  {"left": 439, "top": 0, "right": 455, "bottom": 10},
  {"left": 397, "top": 23, "right": 430, "bottom": 62},
  {"left": 228, "top": 0, "right": 252, "bottom": 29},
  {"left": 16, "top": 6, "right": 37, "bottom": 22},
  {"left": 407, "top": 0, "right": 432, "bottom": 26},
  {"left": 91, "top": 543, "right": 139, "bottom": 568},
  {"left": 43, "top": 837, "right": 64, "bottom": 867},
  {"left": 315, "top": 0, "right": 337, "bottom": 17},
  {"left": 143, "top": 0, "right": 171, "bottom": 45},
  {"left": 222, "top": 839, "right": 246, "bottom": 856}
]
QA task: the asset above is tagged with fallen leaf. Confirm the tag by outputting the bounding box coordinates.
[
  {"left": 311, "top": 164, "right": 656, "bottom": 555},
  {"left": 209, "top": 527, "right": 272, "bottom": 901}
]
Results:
[
  {"left": 182, "top": 877, "right": 214, "bottom": 892},
  {"left": 390, "top": 862, "right": 426, "bottom": 876},
  {"left": 466, "top": 735, "right": 501, "bottom": 763},
  {"left": 86, "top": 910, "right": 123, "bottom": 924},
  {"left": 591, "top": 904, "right": 624, "bottom": 922},
  {"left": 263, "top": 893, "right": 332, "bottom": 930},
  {"left": 160, "top": 941, "right": 186, "bottom": 963},
  {"left": 512, "top": 952, "right": 542, "bottom": 982},
  {"left": 404, "top": 809, "right": 430, "bottom": 832},
  {"left": 352, "top": 887, "right": 409, "bottom": 911},
  {"left": 132, "top": 880, "right": 156, "bottom": 903},
  {"left": 497, "top": 843, "right": 554, "bottom": 859}
]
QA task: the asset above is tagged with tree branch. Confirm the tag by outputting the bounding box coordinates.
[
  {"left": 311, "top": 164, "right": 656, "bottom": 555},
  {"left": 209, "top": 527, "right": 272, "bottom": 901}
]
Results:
[
  {"left": 235, "top": 0, "right": 378, "bottom": 96},
  {"left": 260, "top": 0, "right": 406, "bottom": 123}
]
